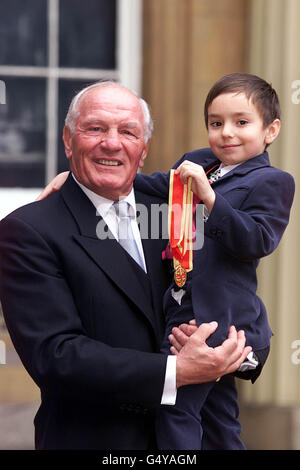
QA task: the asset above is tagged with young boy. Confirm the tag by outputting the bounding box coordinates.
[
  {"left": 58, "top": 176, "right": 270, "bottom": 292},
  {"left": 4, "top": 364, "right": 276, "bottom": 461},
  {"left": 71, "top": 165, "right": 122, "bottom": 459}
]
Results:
[
  {"left": 133, "top": 73, "right": 295, "bottom": 449},
  {"left": 38, "top": 74, "right": 295, "bottom": 449}
]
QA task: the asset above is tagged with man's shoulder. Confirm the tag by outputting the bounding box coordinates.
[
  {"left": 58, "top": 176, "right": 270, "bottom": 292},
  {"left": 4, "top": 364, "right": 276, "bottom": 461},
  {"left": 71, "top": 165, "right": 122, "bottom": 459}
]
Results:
[{"left": 0, "top": 190, "right": 65, "bottom": 232}]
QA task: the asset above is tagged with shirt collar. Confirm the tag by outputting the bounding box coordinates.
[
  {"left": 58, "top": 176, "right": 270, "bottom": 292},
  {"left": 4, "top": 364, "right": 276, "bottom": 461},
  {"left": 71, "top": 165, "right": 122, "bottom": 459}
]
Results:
[
  {"left": 219, "top": 162, "right": 242, "bottom": 177},
  {"left": 72, "top": 173, "right": 137, "bottom": 219}
]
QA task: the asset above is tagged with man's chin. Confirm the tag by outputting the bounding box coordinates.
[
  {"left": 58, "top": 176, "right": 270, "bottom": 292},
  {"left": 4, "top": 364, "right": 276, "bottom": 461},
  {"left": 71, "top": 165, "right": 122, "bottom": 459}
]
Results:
[{"left": 90, "top": 180, "right": 132, "bottom": 200}]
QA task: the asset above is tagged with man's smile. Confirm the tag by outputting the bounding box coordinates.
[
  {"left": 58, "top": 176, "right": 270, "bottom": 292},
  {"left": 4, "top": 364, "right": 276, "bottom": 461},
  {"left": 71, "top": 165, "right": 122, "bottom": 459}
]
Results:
[{"left": 95, "top": 159, "right": 122, "bottom": 166}]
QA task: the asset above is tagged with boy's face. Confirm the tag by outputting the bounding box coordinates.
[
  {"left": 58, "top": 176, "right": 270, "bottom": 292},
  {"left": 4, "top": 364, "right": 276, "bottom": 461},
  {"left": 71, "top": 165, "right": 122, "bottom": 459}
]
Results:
[{"left": 207, "top": 92, "right": 279, "bottom": 165}]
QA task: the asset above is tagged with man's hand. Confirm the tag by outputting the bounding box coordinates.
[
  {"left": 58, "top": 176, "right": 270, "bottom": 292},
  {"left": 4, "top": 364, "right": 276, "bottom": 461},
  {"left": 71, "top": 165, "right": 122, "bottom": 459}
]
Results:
[
  {"left": 175, "top": 161, "right": 216, "bottom": 213},
  {"left": 174, "top": 321, "right": 252, "bottom": 388},
  {"left": 36, "top": 171, "right": 70, "bottom": 201}
]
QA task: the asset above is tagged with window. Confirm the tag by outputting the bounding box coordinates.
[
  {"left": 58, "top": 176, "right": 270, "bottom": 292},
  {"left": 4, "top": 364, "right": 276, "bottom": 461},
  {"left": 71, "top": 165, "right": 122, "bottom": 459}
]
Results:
[{"left": 0, "top": 0, "right": 142, "bottom": 219}]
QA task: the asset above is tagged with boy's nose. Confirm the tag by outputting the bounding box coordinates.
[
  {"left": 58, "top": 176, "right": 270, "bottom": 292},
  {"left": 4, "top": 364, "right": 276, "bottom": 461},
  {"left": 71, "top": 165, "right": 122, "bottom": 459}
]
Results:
[{"left": 222, "top": 123, "right": 234, "bottom": 138}]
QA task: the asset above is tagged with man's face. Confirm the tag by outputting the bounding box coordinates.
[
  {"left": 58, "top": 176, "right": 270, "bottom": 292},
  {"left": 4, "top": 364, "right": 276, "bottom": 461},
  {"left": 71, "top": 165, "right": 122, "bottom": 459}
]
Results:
[
  {"left": 63, "top": 86, "right": 149, "bottom": 200},
  {"left": 207, "top": 92, "right": 276, "bottom": 165}
]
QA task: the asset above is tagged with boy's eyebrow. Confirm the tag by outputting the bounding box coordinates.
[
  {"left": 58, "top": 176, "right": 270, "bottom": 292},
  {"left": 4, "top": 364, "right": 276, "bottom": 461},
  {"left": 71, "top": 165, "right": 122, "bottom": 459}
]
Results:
[{"left": 208, "top": 111, "right": 254, "bottom": 120}]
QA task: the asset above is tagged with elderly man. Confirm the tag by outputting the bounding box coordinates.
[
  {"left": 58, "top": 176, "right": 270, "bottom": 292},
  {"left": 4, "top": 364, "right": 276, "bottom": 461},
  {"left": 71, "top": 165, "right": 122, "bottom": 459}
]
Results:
[{"left": 0, "top": 81, "right": 250, "bottom": 450}]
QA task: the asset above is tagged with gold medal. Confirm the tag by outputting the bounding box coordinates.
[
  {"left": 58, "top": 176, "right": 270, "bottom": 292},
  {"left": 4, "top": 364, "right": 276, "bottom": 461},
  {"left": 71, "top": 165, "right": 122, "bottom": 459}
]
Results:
[{"left": 174, "top": 264, "right": 187, "bottom": 288}]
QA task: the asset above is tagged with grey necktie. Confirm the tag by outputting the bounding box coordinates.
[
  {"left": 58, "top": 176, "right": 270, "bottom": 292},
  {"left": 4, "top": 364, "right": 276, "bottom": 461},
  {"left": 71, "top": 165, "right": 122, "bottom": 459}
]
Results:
[{"left": 114, "top": 200, "right": 145, "bottom": 270}]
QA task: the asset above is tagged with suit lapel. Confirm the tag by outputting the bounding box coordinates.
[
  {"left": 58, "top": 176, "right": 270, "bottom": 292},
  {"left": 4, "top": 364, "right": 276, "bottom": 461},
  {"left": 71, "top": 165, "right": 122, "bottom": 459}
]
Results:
[
  {"left": 60, "top": 175, "right": 157, "bottom": 331},
  {"left": 211, "top": 152, "right": 271, "bottom": 187},
  {"left": 135, "top": 190, "right": 168, "bottom": 342},
  {"left": 134, "top": 189, "right": 163, "bottom": 279},
  {"left": 73, "top": 235, "right": 156, "bottom": 325}
]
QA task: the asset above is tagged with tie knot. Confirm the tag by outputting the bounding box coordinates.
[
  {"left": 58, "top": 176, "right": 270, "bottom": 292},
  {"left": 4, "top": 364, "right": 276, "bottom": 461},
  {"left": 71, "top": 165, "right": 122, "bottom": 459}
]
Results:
[
  {"left": 114, "top": 200, "right": 132, "bottom": 219},
  {"left": 208, "top": 166, "right": 221, "bottom": 183}
]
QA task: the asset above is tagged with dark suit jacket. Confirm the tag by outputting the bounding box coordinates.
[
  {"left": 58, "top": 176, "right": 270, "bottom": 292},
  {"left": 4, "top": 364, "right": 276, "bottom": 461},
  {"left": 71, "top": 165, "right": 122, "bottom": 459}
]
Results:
[
  {"left": 135, "top": 148, "right": 295, "bottom": 356},
  {"left": 0, "top": 174, "right": 170, "bottom": 450}
]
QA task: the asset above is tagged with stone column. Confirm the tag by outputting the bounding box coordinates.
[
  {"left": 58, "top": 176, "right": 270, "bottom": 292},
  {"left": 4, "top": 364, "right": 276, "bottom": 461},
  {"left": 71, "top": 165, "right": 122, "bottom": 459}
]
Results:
[
  {"left": 142, "top": 0, "right": 247, "bottom": 172},
  {"left": 239, "top": 0, "right": 300, "bottom": 449}
]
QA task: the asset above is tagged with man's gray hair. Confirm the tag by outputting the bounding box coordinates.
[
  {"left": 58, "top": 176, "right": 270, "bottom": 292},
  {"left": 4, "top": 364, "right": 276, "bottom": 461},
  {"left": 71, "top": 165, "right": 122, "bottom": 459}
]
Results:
[{"left": 65, "top": 80, "right": 154, "bottom": 143}]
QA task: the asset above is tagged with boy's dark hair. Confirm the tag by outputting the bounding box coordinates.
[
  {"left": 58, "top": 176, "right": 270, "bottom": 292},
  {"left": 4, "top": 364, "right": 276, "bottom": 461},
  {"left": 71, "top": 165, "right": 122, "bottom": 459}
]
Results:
[{"left": 204, "top": 73, "right": 281, "bottom": 129}]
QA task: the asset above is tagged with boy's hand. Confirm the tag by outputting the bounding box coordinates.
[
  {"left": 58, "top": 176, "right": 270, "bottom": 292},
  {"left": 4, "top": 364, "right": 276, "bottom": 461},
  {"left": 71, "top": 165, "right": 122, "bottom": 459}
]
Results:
[
  {"left": 36, "top": 171, "right": 70, "bottom": 201},
  {"left": 174, "top": 322, "right": 252, "bottom": 387},
  {"left": 169, "top": 319, "right": 197, "bottom": 355},
  {"left": 175, "top": 161, "right": 216, "bottom": 213}
]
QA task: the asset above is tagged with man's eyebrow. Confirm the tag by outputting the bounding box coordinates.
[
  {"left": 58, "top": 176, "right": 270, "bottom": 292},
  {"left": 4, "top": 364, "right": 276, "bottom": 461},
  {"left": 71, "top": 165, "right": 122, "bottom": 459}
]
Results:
[
  {"left": 119, "top": 121, "right": 139, "bottom": 128},
  {"left": 82, "top": 119, "right": 140, "bottom": 127},
  {"left": 82, "top": 118, "right": 105, "bottom": 125}
]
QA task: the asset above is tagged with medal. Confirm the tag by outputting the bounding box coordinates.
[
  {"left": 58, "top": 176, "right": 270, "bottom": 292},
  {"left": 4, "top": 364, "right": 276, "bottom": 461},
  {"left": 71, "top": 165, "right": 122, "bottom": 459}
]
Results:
[
  {"left": 174, "top": 264, "right": 187, "bottom": 288},
  {"left": 168, "top": 170, "right": 194, "bottom": 287}
]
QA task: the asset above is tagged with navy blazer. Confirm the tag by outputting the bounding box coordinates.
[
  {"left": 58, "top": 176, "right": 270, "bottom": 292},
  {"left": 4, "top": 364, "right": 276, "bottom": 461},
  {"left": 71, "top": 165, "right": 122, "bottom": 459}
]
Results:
[
  {"left": 135, "top": 148, "right": 295, "bottom": 351},
  {"left": 0, "top": 174, "right": 170, "bottom": 450}
]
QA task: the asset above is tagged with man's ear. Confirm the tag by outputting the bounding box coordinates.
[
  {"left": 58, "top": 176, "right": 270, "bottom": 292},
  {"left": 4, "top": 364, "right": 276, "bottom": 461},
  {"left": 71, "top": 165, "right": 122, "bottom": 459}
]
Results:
[
  {"left": 63, "top": 126, "right": 72, "bottom": 159},
  {"left": 265, "top": 119, "right": 281, "bottom": 145},
  {"left": 138, "top": 141, "right": 150, "bottom": 169}
]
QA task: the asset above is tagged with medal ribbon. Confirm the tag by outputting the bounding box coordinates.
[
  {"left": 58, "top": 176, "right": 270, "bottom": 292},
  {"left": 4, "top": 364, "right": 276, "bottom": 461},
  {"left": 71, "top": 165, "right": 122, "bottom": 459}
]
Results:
[{"left": 168, "top": 170, "right": 193, "bottom": 277}]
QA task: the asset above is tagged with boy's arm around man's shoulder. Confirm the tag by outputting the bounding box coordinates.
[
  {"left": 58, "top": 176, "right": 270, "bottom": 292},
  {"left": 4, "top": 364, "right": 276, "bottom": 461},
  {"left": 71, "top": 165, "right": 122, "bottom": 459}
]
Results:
[{"left": 134, "top": 171, "right": 170, "bottom": 199}]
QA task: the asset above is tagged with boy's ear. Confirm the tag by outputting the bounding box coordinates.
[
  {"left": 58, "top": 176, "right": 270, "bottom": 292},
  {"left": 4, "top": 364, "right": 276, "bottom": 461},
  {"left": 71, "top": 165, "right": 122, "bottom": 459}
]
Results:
[{"left": 265, "top": 119, "right": 281, "bottom": 145}]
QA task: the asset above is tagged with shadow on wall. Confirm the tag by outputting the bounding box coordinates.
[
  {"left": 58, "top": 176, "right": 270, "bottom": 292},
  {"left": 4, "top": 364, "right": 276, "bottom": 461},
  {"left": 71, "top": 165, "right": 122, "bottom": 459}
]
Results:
[
  {"left": 0, "top": 302, "right": 39, "bottom": 450},
  {"left": 0, "top": 402, "right": 38, "bottom": 450}
]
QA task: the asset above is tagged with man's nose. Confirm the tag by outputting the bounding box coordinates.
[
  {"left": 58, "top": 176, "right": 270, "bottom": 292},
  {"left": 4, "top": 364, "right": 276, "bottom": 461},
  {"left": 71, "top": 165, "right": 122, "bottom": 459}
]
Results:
[{"left": 99, "top": 130, "right": 122, "bottom": 151}]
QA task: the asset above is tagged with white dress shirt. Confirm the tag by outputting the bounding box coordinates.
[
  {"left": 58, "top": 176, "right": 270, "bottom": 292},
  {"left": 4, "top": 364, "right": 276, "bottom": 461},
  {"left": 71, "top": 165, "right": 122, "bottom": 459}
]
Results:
[{"left": 72, "top": 174, "right": 177, "bottom": 405}]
